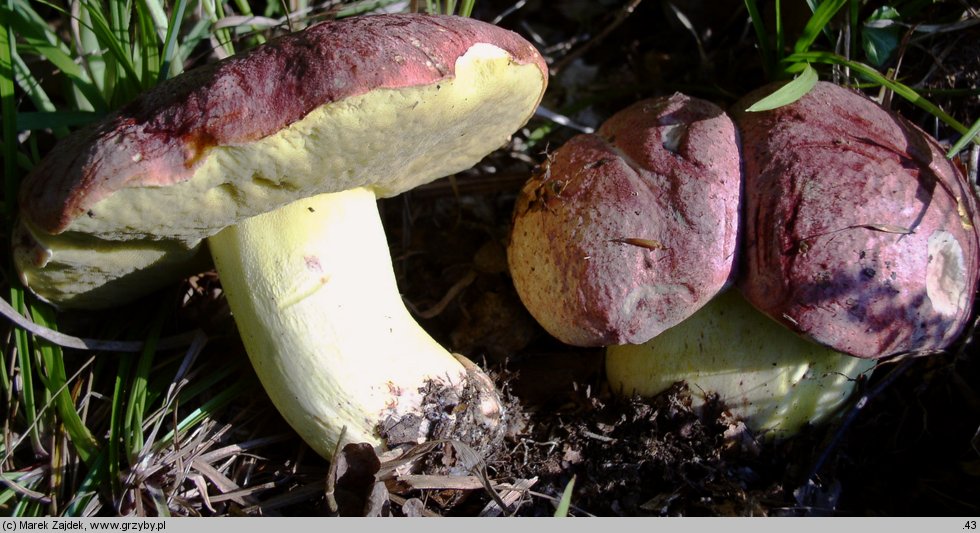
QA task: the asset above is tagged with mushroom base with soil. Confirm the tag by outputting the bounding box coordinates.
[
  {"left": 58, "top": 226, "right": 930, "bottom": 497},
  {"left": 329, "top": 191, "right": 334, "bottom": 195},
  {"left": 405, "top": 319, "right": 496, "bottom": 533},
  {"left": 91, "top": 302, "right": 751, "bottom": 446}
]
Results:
[
  {"left": 209, "top": 188, "right": 505, "bottom": 458},
  {"left": 606, "top": 290, "right": 876, "bottom": 439}
]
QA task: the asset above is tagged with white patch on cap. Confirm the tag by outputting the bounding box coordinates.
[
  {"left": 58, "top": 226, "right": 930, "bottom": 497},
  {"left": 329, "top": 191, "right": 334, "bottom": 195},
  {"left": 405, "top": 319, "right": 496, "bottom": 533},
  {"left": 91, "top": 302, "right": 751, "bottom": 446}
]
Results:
[
  {"left": 926, "top": 230, "right": 967, "bottom": 316},
  {"left": 660, "top": 123, "right": 685, "bottom": 153}
]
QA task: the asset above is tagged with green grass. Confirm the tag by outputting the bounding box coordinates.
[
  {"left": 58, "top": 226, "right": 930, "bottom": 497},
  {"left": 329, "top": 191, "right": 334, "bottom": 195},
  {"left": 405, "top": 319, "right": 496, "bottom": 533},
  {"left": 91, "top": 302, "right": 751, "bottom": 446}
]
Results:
[
  {"left": 2, "top": 0, "right": 227, "bottom": 514},
  {"left": 743, "top": 0, "right": 979, "bottom": 153},
  {"left": 422, "top": 0, "right": 476, "bottom": 17},
  {"left": 553, "top": 476, "right": 575, "bottom": 517}
]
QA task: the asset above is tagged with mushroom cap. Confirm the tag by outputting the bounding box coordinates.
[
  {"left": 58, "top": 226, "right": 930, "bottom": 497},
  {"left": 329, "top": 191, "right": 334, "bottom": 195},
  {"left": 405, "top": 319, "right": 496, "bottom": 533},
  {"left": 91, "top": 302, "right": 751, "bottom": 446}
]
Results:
[
  {"left": 508, "top": 94, "right": 741, "bottom": 346},
  {"left": 733, "top": 81, "right": 980, "bottom": 359},
  {"left": 15, "top": 13, "right": 548, "bottom": 308}
]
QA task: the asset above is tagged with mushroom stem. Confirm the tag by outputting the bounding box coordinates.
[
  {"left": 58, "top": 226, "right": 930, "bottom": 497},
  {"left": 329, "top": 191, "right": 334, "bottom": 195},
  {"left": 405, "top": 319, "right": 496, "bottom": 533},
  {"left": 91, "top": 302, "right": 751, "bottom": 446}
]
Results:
[
  {"left": 606, "top": 290, "right": 876, "bottom": 438},
  {"left": 208, "top": 187, "right": 502, "bottom": 458}
]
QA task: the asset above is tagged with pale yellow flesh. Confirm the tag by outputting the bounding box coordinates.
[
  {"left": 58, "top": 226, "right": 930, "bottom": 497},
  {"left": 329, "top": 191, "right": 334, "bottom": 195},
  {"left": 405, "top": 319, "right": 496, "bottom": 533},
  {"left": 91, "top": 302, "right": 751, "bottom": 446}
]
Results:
[
  {"left": 606, "top": 290, "right": 876, "bottom": 438},
  {"left": 209, "top": 188, "right": 468, "bottom": 456}
]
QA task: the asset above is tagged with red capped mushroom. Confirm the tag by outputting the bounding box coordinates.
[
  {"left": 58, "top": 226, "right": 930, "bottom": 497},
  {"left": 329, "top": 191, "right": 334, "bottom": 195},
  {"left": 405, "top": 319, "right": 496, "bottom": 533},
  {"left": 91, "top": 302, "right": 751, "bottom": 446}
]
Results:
[
  {"left": 15, "top": 13, "right": 548, "bottom": 459},
  {"left": 508, "top": 93, "right": 742, "bottom": 346},
  {"left": 733, "top": 81, "right": 980, "bottom": 359}
]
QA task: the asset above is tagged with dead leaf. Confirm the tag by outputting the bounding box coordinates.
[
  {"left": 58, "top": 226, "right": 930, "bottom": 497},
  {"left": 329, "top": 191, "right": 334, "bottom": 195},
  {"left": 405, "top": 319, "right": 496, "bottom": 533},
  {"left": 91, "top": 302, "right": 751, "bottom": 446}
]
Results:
[
  {"left": 326, "top": 442, "right": 383, "bottom": 516},
  {"left": 612, "top": 237, "right": 667, "bottom": 251},
  {"left": 363, "top": 482, "right": 391, "bottom": 517},
  {"left": 401, "top": 498, "right": 427, "bottom": 517},
  {"left": 850, "top": 223, "right": 915, "bottom": 234}
]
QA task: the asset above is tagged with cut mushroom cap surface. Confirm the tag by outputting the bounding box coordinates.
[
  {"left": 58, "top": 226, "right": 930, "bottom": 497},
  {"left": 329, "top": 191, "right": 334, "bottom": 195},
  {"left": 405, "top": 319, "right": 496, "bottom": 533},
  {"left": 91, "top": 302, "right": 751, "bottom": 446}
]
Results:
[
  {"left": 508, "top": 94, "right": 741, "bottom": 346},
  {"left": 16, "top": 13, "right": 547, "bottom": 309},
  {"left": 733, "top": 81, "right": 980, "bottom": 359}
]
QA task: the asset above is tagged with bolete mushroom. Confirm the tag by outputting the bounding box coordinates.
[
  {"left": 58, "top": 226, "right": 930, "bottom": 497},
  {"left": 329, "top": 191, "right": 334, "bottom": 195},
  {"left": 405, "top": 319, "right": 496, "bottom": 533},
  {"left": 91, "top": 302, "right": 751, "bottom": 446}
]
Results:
[
  {"left": 511, "top": 84, "right": 977, "bottom": 437},
  {"left": 508, "top": 92, "right": 855, "bottom": 437},
  {"left": 507, "top": 93, "right": 742, "bottom": 346},
  {"left": 733, "top": 81, "right": 980, "bottom": 359},
  {"left": 14, "top": 14, "right": 548, "bottom": 458}
]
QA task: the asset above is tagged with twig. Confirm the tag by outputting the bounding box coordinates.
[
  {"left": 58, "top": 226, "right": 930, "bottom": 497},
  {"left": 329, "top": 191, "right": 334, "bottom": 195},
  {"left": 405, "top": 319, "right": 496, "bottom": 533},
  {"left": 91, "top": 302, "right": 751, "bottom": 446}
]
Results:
[
  {"left": 324, "top": 426, "right": 349, "bottom": 515},
  {"left": 581, "top": 430, "right": 616, "bottom": 443},
  {"left": 550, "top": 0, "right": 644, "bottom": 76},
  {"left": 240, "top": 481, "right": 326, "bottom": 515},
  {"left": 969, "top": 144, "right": 978, "bottom": 194},
  {"left": 807, "top": 356, "right": 917, "bottom": 481},
  {"left": 404, "top": 270, "right": 477, "bottom": 320},
  {"left": 479, "top": 477, "right": 538, "bottom": 517},
  {"left": 491, "top": 0, "right": 527, "bottom": 24},
  {"left": 196, "top": 434, "right": 295, "bottom": 464}
]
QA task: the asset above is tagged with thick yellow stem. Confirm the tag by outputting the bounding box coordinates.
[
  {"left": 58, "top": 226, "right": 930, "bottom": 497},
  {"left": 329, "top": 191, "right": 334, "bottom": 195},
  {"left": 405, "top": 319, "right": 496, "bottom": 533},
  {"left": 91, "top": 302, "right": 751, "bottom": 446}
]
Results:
[
  {"left": 209, "top": 188, "right": 494, "bottom": 457},
  {"left": 607, "top": 290, "right": 876, "bottom": 438}
]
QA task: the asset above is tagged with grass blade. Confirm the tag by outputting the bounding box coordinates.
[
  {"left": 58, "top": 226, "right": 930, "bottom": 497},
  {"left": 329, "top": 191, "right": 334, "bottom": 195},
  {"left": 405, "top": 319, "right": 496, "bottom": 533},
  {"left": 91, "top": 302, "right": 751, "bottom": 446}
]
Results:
[
  {"left": 123, "top": 307, "right": 167, "bottom": 457},
  {"left": 78, "top": 0, "right": 142, "bottom": 102},
  {"left": 792, "top": 0, "right": 847, "bottom": 54},
  {"left": 108, "top": 0, "right": 132, "bottom": 56},
  {"left": 743, "top": 0, "right": 773, "bottom": 79},
  {"left": 1, "top": 0, "right": 19, "bottom": 218},
  {"left": 947, "top": 117, "right": 980, "bottom": 158},
  {"left": 7, "top": 1, "right": 107, "bottom": 112},
  {"left": 156, "top": 0, "right": 188, "bottom": 84},
  {"left": 63, "top": 452, "right": 107, "bottom": 516},
  {"left": 108, "top": 352, "right": 134, "bottom": 501},
  {"left": 30, "top": 302, "right": 99, "bottom": 464},
  {"left": 72, "top": 2, "right": 108, "bottom": 108},
  {"left": 134, "top": 0, "right": 161, "bottom": 84},
  {"left": 10, "top": 287, "right": 44, "bottom": 455},
  {"left": 0, "top": 338, "right": 9, "bottom": 400},
  {"left": 784, "top": 51, "right": 969, "bottom": 136},
  {"left": 12, "top": 52, "right": 65, "bottom": 134},
  {"left": 774, "top": 0, "right": 782, "bottom": 64},
  {"left": 202, "top": 0, "right": 235, "bottom": 58},
  {"left": 554, "top": 475, "right": 575, "bottom": 517},
  {"left": 337, "top": 0, "right": 410, "bottom": 18},
  {"left": 745, "top": 64, "right": 819, "bottom": 111}
]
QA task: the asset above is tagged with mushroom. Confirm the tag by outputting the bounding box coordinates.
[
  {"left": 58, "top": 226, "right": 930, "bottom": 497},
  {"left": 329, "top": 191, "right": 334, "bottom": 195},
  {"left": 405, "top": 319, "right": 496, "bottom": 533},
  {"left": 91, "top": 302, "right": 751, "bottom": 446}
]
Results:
[
  {"left": 606, "top": 289, "right": 876, "bottom": 439},
  {"left": 510, "top": 92, "right": 854, "bottom": 437},
  {"left": 510, "top": 85, "right": 976, "bottom": 437},
  {"left": 733, "top": 81, "right": 980, "bottom": 359},
  {"left": 507, "top": 94, "right": 742, "bottom": 347},
  {"left": 14, "top": 14, "right": 548, "bottom": 458}
]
